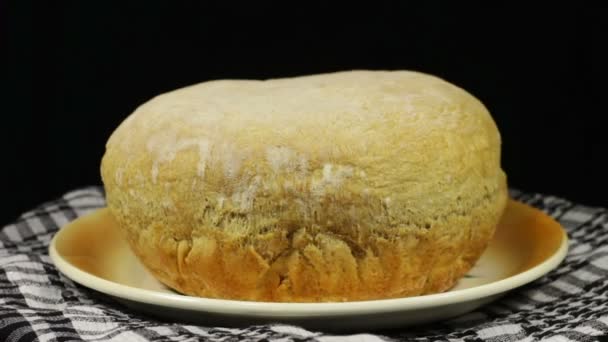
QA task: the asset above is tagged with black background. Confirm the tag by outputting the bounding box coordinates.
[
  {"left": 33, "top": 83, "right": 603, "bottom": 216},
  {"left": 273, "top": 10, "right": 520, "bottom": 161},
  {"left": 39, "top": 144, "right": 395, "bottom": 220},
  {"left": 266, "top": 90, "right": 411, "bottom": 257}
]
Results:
[{"left": 2, "top": 3, "right": 607, "bottom": 225}]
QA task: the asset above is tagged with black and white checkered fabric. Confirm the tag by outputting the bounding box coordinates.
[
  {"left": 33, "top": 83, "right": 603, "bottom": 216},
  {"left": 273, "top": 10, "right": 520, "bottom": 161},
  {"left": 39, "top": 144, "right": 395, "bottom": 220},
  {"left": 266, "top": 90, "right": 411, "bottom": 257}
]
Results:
[{"left": 1, "top": 187, "right": 607, "bottom": 341}]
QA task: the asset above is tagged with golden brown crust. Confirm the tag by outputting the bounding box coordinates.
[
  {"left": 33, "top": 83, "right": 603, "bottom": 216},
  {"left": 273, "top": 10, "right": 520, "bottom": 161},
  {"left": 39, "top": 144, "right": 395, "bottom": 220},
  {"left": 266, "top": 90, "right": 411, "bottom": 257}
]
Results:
[{"left": 101, "top": 70, "right": 508, "bottom": 302}]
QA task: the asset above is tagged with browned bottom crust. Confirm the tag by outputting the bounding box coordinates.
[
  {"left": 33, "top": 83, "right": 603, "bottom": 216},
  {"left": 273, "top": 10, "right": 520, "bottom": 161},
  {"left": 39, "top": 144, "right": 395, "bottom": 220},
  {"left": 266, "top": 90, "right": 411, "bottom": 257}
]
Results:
[{"left": 116, "top": 193, "right": 506, "bottom": 302}]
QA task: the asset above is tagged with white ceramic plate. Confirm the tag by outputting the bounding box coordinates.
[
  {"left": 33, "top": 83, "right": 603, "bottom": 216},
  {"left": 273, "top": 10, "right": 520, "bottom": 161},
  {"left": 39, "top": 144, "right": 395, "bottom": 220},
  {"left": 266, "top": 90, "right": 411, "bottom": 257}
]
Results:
[{"left": 49, "top": 200, "right": 568, "bottom": 332}]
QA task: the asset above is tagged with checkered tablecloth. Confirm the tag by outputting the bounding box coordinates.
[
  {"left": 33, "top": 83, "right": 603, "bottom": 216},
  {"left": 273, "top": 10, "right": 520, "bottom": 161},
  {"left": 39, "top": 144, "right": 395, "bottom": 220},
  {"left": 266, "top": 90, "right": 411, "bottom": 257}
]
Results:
[{"left": 1, "top": 187, "right": 607, "bottom": 341}]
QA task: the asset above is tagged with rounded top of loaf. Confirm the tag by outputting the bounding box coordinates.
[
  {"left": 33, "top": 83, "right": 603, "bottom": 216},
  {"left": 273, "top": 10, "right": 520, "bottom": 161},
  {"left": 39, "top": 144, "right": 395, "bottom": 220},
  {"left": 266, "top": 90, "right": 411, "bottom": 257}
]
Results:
[
  {"left": 106, "top": 69, "right": 501, "bottom": 181},
  {"left": 102, "top": 70, "right": 505, "bottom": 235}
]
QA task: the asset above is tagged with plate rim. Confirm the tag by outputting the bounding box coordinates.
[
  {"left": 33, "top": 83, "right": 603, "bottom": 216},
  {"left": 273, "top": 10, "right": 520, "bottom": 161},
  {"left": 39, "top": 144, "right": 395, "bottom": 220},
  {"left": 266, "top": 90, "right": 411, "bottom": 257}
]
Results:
[{"left": 49, "top": 205, "right": 569, "bottom": 318}]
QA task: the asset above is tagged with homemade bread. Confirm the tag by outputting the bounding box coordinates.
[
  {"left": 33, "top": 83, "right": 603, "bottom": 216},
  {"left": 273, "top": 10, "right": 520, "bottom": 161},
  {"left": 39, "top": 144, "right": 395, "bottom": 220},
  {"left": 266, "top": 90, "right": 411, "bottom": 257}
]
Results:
[{"left": 101, "top": 70, "right": 508, "bottom": 302}]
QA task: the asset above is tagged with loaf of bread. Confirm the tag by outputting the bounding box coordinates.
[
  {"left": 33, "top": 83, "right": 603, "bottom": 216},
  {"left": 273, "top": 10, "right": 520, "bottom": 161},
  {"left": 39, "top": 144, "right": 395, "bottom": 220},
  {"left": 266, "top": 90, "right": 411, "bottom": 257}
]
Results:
[{"left": 101, "top": 70, "right": 508, "bottom": 302}]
